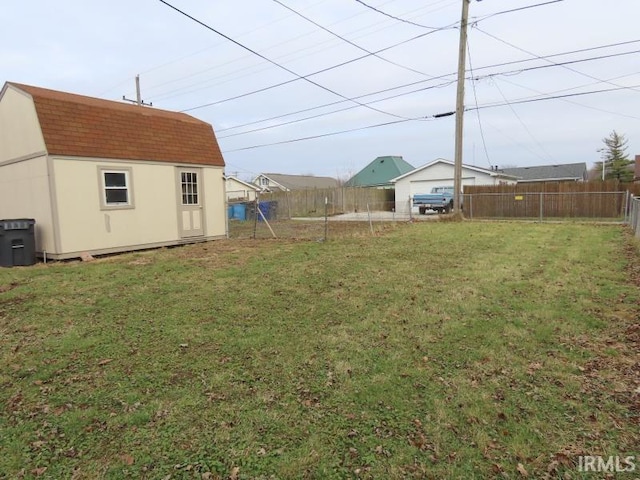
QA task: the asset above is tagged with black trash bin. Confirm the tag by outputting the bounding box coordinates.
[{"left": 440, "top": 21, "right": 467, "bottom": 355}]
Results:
[{"left": 0, "top": 219, "right": 36, "bottom": 267}]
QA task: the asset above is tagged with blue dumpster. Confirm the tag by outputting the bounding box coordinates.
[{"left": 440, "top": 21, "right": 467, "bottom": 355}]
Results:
[
  {"left": 227, "top": 205, "right": 233, "bottom": 219},
  {"left": 232, "top": 203, "right": 246, "bottom": 221}
]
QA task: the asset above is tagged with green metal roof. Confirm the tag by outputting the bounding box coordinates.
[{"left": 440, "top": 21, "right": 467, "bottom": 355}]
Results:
[{"left": 345, "top": 156, "right": 415, "bottom": 187}]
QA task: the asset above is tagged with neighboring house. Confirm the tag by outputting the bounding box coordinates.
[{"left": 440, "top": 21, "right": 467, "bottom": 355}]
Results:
[
  {"left": 253, "top": 173, "right": 339, "bottom": 192},
  {"left": 0, "top": 82, "right": 227, "bottom": 260},
  {"left": 500, "top": 162, "right": 587, "bottom": 183},
  {"left": 345, "top": 155, "right": 414, "bottom": 189},
  {"left": 225, "top": 176, "right": 260, "bottom": 202},
  {"left": 391, "top": 158, "right": 517, "bottom": 214}
]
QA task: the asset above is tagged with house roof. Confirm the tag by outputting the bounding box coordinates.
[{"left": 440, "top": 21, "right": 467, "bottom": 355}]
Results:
[
  {"left": 391, "top": 158, "right": 518, "bottom": 183},
  {"left": 225, "top": 176, "right": 260, "bottom": 191},
  {"left": 345, "top": 155, "right": 415, "bottom": 187},
  {"left": 500, "top": 162, "right": 587, "bottom": 182},
  {"left": 5, "top": 82, "right": 225, "bottom": 167},
  {"left": 257, "top": 173, "right": 339, "bottom": 190}
]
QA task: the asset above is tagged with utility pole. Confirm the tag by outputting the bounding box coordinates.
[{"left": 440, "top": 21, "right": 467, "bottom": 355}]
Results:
[
  {"left": 123, "top": 74, "right": 152, "bottom": 107},
  {"left": 453, "top": 0, "right": 470, "bottom": 214}
]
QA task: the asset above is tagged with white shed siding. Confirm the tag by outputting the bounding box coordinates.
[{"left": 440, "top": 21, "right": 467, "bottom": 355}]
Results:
[
  {"left": 0, "top": 155, "right": 56, "bottom": 254},
  {"left": 50, "top": 157, "right": 226, "bottom": 258},
  {"left": 0, "top": 86, "right": 46, "bottom": 163}
]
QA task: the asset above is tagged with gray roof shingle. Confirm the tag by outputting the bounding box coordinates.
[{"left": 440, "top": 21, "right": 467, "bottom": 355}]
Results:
[{"left": 500, "top": 163, "right": 587, "bottom": 182}]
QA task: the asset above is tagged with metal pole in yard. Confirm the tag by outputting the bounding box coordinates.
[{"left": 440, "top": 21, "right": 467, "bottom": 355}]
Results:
[
  {"left": 408, "top": 196, "right": 413, "bottom": 221},
  {"left": 469, "top": 194, "right": 473, "bottom": 219},
  {"left": 253, "top": 196, "right": 259, "bottom": 239},
  {"left": 624, "top": 190, "right": 630, "bottom": 223},
  {"left": 324, "top": 196, "right": 328, "bottom": 241},
  {"left": 367, "top": 203, "right": 374, "bottom": 235}
]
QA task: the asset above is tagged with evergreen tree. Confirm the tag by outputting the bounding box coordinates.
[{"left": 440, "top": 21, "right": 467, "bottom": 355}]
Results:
[{"left": 596, "top": 130, "right": 633, "bottom": 181}]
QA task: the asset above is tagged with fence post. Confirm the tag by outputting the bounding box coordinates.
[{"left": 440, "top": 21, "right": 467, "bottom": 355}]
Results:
[
  {"left": 324, "top": 196, "right": 328, "bottom": 241},
  {"left": 469, "top": 194, "right": 473, "bottom": 219},
  {"left": 539, "top": 193, "right": 543, "bottom": 223},
  {"left": 624, "top": 190, "right": 629, "bottom": 223},
  {"left": 408, "top": 196, "right": 413, "bottom": 221},
  {"left": 367, "top": 203, "right": 374, "bottom": 235}
]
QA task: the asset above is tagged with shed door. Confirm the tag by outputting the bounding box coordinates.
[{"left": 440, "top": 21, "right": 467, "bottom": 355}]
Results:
[{"left": 177, "top": 168, "right": 205, "bottom": 238}]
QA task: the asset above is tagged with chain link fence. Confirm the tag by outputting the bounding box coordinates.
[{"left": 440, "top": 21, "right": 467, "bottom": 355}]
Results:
[
  {"left": 227, "top": 198, "right": 440, "bottom": 240},
  {"left": 629, "top": 196, "right": 640, "bottom": 238}
]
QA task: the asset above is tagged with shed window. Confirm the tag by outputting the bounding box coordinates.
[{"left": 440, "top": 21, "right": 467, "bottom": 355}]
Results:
[
  {"left": 181, "top": 172, "right": 199, "bottom": 205},
  {"left": 99, "top": 168, "right": 133, "bottom": 209}
]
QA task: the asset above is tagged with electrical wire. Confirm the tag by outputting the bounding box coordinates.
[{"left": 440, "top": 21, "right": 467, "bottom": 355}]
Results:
[
  {"left": 221, "top": 85, "right": 639, "bottom": 153},
  {"left": 475, "top": 0, "right": 565, "bottom": 22},
  {"left": 182, "top": 35, "right": 640, "bottom": 114},
  {"left": 353, "top": 0, "right": 452, "bottom": 29},
  {"left": 468, "top": 84, "right": 640, "bottom": 112},
  {"left": 224, "top": 118, "right": 419, "bottom": 152},
  {"left": 474, "top": 27, "right": 640, "bottom": 94},
  {"left": 271, "top": 0, "right": 433, "bottom": 77},
  {"left": 179, "top": 23, "right": 457, "bottom": 113},
  {"left": 491, "top": 79, "right": 555, "bottom": 162},
  {"left": 214, "top": 45, "right": 640, "bottom": 137},
  {"left": 217, "top": 78, "right": 456, "bottom": 139},
  {"left": 495, "top": 73, "right": 640, "bottom": 121},
  {"left": 158, "top": 0, "right": 412, "bottom": 120},
  {"left": 466, "top": 40, "right": 492, "bottom": 169}
]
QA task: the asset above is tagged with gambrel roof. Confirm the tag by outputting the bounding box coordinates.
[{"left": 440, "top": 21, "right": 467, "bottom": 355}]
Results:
[{"left": 4, "top": 82, "right": 225, "bottom": 167}]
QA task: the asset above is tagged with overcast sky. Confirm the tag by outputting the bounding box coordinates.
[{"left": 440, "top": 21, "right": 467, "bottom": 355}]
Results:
[{"left": 2, "top": 0, "right": 639, "bottom": 180}]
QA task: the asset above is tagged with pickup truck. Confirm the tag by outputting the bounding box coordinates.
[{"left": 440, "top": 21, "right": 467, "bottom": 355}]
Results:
[{"left": 413, "top": 186, "right": 456, "bottom": 214}]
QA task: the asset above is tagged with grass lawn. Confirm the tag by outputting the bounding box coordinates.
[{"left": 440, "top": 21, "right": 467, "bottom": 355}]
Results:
[{"left": 1, "top": 222, "right": 639, "bottom": 479}]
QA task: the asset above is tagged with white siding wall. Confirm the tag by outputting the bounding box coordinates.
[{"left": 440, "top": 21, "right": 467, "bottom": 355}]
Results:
[
  {"left": 0, "top": 88, "right": 55, "bottom": 255},
  {"left": 0, "top": 156, "right": 56, "bottom": 254},
  {"left": 226, "top": 178, "right": 258, "bottom": 202},
  {"left": 0, "top": 86, "right": 46, "bottom": 163},
  {"left": 51, "top": 157, "right": 226, "bottom": 258}
]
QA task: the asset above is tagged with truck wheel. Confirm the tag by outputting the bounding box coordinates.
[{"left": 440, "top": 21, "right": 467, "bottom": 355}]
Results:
[{"left": 444, "top": 205, "right": 451, "bottom": 214}]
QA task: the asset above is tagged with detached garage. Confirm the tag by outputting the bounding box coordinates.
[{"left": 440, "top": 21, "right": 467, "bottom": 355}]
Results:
[
  {"left": 0, "top": 82, "right": 227, "bottom": 260},
  {"left": 392, "top": 158, "right": 516, "bottom": 214}
]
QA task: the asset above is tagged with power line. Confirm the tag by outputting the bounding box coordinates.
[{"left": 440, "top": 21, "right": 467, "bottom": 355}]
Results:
[
  {"left": 224, "top": 118, "right": 418, "bottom": 152},
  {"left": 179, "top": 24, "right": 456, "bottom": 113},
  {"left": 475, "top": 0, "right": 565, "bottom": 22},
  {"left": 222, "top": 85, "right": 639, "bottom": 153},
  {"left": 214, "top": 46, "right": 640, "bottom": 137},
  {"left": 157, "top": 0, "right": 411, "bottom": 120},
  {"left": 491, "top": 78, "right": 555, "bottom": 162},
  {"left": 271, "top": 0, "right": 433, "bottom": 77},
  {"left": 466, "top": 40, "right": 492, "bottom": 169},
  {"left": 353, "top": 0, "right": 450, "bottom": 29},
  {"left": 468, "top": 84, "right": 640, "bottom": 112},
  {"left": 494, "top": 73, "right": 640, "bottom": 121},
  {"left": 183, "top": 33, "right": 640, "bottom": 114},
  {"left": 474, "top": 27, "right": 640, "bottom": 94},
  {"left": 217, "top": 78, "right": 455, "bottom": 139}
]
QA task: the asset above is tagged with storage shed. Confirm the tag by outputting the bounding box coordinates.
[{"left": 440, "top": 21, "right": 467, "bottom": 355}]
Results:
[{"left": 0, "top": 82, "right": 227, "bottom": 259}]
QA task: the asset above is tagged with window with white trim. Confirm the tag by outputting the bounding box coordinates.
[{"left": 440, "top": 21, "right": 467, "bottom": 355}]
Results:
[
  {"left": 181, "top": 171, "right": 199, "bottom": 205},
  {"left": 100, "top": 169, "right": 133, "bottom": 208}
]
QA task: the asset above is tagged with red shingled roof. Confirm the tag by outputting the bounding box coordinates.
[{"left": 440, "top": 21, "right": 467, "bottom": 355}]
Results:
[{"left": 8, "top": 82, "right": 225, "bottom": 167}]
